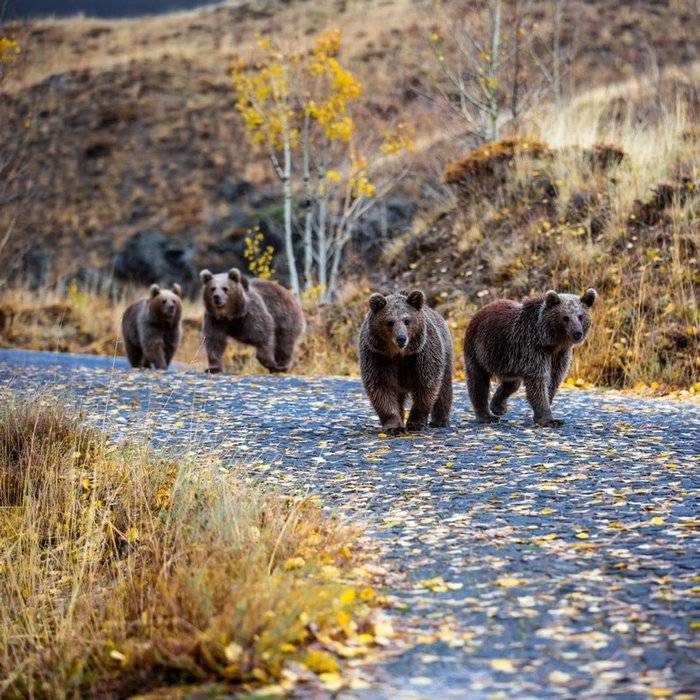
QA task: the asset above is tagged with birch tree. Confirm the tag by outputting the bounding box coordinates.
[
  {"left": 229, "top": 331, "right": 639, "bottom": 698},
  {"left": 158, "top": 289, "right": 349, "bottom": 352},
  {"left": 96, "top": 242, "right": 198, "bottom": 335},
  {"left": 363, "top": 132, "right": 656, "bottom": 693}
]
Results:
[
  {"left": 431, "top": 0, "right": 542, "bottom": 142},
  {"left": 232, "top": 31, "right": 412, "bottom": 301}
]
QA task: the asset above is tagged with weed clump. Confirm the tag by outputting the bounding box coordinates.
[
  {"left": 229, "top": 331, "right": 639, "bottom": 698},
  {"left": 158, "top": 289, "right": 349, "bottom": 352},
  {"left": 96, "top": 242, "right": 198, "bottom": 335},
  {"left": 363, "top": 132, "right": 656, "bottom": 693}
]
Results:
[{"left": 0, "top": 398, "right": 382, "bottom": 697}]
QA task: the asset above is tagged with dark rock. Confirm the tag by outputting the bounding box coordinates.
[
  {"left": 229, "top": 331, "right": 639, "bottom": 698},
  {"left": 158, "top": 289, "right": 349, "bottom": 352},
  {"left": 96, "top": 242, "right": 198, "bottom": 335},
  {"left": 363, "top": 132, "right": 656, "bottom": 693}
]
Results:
[
  {"left": 567, "top": 191, "right": 597, "bottom": 222},
  {"left": 218, "top": 178, "right": 254, "bottom": 203},
  {"left": 351, "top": 196, "right": 418, "bottom": 262},
  {"left": 21, "top": 250, "right": 53, "bottom": 289},
  {"left": 113, "top": 229, "right": 198, "bottom": 296}
]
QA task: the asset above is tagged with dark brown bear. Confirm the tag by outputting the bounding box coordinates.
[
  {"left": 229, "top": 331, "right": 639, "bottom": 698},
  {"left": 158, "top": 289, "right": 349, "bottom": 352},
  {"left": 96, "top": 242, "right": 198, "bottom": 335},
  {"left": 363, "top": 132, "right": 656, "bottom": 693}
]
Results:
[
  {"left": 358, "top": 290, "right": 453, "bottom": 435},
  {"left": 200, "top": 268, "right": 304, "bottom": 373},
  {"left": 121, "top": 283, "right": 182, "bottom": 369},
  {"left": 464, "top": 289, "right": 597, "bottom": 427}
]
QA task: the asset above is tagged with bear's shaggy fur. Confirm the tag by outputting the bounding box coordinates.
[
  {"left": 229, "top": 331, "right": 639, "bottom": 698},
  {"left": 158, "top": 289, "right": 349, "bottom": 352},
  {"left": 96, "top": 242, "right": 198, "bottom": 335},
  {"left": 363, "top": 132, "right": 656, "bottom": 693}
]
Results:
[
  {"left": 358, "top": 290, "right": 453, "bottom": 434},
  {"left": 464, "top": 288, "right": 597, "bottom": 426},
  {"left": 200, "top": 268, "right": 304, "bottom": 373},
  {"left": 122, "top": 283, "right": 183, "bottom": 369}
]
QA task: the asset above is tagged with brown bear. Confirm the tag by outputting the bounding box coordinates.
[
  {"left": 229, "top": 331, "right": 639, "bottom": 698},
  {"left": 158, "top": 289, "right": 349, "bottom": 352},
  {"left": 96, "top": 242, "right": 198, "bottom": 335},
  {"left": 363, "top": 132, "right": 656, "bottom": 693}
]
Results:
[
  {"left": 200, "top": 268, "right": 304, "bottom": 373},
  {"left": 358, "top": 290, "right": 453, "bottom": 435},
  {"left": 121, "top": 283, "right": 183, "bottom": 369},
  {"left": 463, "top": 288, "right": 597, "bottom": 427}
]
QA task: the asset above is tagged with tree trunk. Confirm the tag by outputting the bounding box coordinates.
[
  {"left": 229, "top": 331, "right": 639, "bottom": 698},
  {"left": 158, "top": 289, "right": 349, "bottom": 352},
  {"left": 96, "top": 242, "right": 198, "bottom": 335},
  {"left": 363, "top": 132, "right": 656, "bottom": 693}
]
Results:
[
  {"left": 488, "top": 0, "right": 502, "bottom": 141},
  {"left": 282, "top": 133, "right": 300, "bottom": 297},
  {"left": 301, "top": 114, "right": 314, "bottom": 292},
  {"left": 316, "top": 160, "right": 328, "bottom": 299}
]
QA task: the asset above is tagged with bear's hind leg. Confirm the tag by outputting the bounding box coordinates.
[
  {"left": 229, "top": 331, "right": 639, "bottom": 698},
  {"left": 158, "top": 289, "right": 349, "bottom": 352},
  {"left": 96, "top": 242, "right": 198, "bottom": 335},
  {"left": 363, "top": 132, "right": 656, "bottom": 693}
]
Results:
[
  {"left": 490, "top": 379, "right": 521, "bottom": 416},
  {"left": 256, "top": 342, "right": 282, "bottom": 373},
  {"left": 430, "top": 368, "right": 453, "bottom": 427},
  {"left": 124, "top": 341, "right": 143, "bottom": 369},
  {"left": 273, "top": 329, "right": 296, "bottom": 373},
  {"left": 466, "top": 360, "right": 498, "bottom": 423}
]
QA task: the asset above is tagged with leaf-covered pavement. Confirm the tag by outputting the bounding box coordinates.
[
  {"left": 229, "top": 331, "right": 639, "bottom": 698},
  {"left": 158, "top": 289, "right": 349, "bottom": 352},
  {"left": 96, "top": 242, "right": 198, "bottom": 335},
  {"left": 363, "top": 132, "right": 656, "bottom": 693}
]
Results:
[{"left": 1, "top": 349, "right": 698, "bottom": 699}]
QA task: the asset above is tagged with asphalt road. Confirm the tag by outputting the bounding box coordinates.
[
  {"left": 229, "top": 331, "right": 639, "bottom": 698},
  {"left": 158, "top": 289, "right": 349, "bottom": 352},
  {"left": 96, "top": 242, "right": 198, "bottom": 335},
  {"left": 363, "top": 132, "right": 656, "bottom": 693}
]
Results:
[{"left": 1, "top": 349, "right": 698, "bottom": 699}]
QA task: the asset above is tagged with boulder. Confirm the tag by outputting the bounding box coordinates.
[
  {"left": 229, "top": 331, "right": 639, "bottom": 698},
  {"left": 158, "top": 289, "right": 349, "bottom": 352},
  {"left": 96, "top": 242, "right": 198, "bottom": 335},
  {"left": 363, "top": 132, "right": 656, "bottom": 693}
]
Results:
[{"left": 113, "top": 229, "right": 197, "bottom": 296}]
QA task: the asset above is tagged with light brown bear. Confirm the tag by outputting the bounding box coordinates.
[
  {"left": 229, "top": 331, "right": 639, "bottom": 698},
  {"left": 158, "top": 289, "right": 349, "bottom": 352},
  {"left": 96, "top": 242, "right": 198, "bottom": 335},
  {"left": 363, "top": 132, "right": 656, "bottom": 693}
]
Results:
[
  {"left": 200, "top": 268, "right": 304, "bottom": 373},
  {"left": 358, "top": 290, "right": 453, "bottom": 435},
  {"left": 121, "top": 283, "right": 182, "bottom": 369},
  {"left": 464, "top": 288, "right": 597, "bottom": 426}
]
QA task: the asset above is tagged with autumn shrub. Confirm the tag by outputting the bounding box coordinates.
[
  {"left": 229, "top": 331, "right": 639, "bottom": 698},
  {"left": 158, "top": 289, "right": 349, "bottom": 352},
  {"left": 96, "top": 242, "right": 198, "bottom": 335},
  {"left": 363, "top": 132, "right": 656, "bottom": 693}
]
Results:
[{"left": 0, "top": 398, "right": 383, "bottom": 697}]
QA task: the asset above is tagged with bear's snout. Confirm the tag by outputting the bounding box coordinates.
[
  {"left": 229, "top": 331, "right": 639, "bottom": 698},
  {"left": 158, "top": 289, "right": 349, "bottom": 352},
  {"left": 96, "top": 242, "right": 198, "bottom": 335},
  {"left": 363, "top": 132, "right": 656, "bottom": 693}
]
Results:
[
  {"left": 572, "top": 329, "right": 584, "bottom": 342},
  {"left": 212, "top": 292, "right": 226, "bottom": 307},
  {"left": 395, "top": 333, "right": 408, "bottom": 349}
]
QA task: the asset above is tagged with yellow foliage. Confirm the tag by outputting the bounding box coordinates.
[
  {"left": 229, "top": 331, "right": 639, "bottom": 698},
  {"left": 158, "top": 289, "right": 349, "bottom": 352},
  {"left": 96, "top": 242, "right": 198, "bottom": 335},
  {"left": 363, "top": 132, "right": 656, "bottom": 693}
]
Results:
[{"left": 244, "top": 228, "right": 276, "bottom": 281}]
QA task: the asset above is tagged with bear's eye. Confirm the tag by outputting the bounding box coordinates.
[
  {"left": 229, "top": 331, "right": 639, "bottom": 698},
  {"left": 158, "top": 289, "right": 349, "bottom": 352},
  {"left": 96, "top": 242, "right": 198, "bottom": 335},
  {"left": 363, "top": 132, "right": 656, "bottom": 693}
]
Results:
[
  {"left": 562, "top": 315, "right": 570, "bottom": 322},
  {"left": 222, "top": 287, "right": 229, "bottom": 293},
  {"left": 386, "top": 320, "right": 395, "bottom": 327},
  {"left": 578, "top": 314, "right": 583, "bottom": 321},
  {"left": 403, "top": 317, "right": 410, "bottom": 324}
]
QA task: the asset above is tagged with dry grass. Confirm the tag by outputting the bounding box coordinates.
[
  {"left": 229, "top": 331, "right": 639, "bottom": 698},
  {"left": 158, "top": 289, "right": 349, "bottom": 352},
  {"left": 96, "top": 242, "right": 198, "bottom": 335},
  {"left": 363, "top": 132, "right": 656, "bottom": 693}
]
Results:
[
  {"left": 398, "top": 85, "right": 699, "bottom": 393},
  {"left": 0, "top": 397, "right": 383, "bottom": 697}
]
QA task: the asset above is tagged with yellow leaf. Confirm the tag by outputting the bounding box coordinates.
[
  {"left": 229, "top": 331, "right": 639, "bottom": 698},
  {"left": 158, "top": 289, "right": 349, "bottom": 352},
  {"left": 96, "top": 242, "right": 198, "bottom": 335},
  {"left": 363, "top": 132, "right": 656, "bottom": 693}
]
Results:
[
  {"left": 339, "top": 588, "right": 356, "bottom": 605},
  {"left": 359, "top": 586, "right": 375, "bottom": 601},
  {"left": 303, "top": 649, "right": 339, "bottom": 674},
  {"left": 490, "top": 658, "right": 516, "bottom": 673},
  {"left": 540, "top": 507, "right": 555, "bottom": 515},
  {"left": 319, "top": 672, "right": 344, "bottom": 691},
  {"left": 649, "top": 690, "right": 672, "bottom": 698},
  {"left": 283, "top": 557, "right": 305, "bottom": 571},
  {"left": 647, "top": 516, "right": 665, "bottom": 526},
  {"left": 496, "top": 577, "right": 525, "bottom": 588},
  {"left": 575, "top": 532, "right": 589, "bottom": 539}
]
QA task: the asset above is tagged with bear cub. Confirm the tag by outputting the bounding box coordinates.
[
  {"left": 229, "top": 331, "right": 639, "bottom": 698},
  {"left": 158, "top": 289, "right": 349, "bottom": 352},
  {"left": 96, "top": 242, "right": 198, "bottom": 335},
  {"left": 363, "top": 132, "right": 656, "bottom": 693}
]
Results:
[
  {"left": 122, "top": 283, "right": 183, "bottom": 369},
  {"left": 200, "top": 268, "right": 304, "bottom": 373},
  {"left": 464, "top": 288, "right": 597, "bottom": 427},
  {"left": 359, "top": 290, "right": 453, "bottom": 435}
]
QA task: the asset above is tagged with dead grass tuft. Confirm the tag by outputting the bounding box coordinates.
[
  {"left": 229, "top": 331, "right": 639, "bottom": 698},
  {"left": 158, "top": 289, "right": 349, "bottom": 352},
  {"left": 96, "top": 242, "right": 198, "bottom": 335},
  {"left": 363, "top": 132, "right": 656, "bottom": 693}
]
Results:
[{"left": 0, "top": 398, "right": 381, "bottom": 697}]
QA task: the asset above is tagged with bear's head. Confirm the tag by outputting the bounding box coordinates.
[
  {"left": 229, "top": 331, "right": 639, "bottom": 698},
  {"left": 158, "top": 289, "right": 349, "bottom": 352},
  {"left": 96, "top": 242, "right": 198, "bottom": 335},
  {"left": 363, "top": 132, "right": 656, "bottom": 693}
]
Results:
[
  {"left": 148, "top": 283, "right": 182, "bottom": 325},
  {"left": 200, "top": 268, "right": 249, "bottom": 319},
  {"left": 540, "top": 288, "right": 597, "bottom": 347},
  {"left": 366, "top": 290, "right": 427, "bottom": 356}
]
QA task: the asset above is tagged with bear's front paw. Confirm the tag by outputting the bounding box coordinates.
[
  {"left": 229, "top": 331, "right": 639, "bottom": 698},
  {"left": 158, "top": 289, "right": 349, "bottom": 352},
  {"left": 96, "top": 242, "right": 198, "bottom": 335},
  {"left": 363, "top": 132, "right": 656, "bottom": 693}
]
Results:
[
  {"left": 476, "top": 413, "right": 500, "bottom": 424},
  {"left": 384, "top": 425, "right": 406, "bottom": 436},
  {"left": 429, "top": 419, "right": 449, "bottom": 428},
  {"left": 534, "top": 417, "right": 564, "bottom": 428},
  {"left": 489, "top": 401, "right": 507, "bottom": 416},
  {"left": 205, "top": 367, "right": 223, "bottom": 374},
  {"left": 406, "top": 420, "right": 428, "bottom": 432}
]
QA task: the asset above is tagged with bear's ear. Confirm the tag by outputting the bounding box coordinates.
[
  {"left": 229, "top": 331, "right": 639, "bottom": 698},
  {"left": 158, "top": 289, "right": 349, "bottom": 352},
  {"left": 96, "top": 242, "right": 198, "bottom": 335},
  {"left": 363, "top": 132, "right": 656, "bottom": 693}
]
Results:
[
  {"left": 149, "top": 284, "right": 160, "bottom": 298},
  {"left": 544, "top": 290, "right": 561, "bottom": 308},
  {"left": 199, "top": 269, "right": 213, "bottom": 285},
  {"left": 369, "top": 293, "right": 387, "bottom": 313},
  {"left": 171, "top": 283, "right": 182, "bottom": 297},
  {"left": 228, "top": 268, "right": 242, "bottom": 283},
  {"left": 406, "top": 289, "right": 425, "bottom": 310},
  {"left": 580, "top": 288, "right": 597, "bottom": 308}
]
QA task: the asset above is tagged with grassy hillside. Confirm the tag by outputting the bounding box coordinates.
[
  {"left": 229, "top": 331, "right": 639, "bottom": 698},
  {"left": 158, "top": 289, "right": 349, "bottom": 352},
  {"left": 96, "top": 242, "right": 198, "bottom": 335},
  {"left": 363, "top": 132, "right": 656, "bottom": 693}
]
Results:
[{"left": 0, "top": 0, "right": 698, "bottom": 392}]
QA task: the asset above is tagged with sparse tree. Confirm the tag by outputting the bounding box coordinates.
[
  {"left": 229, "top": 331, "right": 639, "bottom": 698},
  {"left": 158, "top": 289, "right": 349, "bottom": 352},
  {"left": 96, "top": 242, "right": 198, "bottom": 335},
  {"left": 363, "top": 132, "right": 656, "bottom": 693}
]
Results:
[{"left": 232, "top": 31, "right": 412, "bottom": 301}]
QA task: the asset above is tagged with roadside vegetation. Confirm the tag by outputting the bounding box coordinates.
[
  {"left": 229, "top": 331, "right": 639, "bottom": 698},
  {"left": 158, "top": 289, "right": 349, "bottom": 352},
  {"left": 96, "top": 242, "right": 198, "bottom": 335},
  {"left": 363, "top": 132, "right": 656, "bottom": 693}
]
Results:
[{"left": 0, "top": 398, "right": 386, "bottom": 697}]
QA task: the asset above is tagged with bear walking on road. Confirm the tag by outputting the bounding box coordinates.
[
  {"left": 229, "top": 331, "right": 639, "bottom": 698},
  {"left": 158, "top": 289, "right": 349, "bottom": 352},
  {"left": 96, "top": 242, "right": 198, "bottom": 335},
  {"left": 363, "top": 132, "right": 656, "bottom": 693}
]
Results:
[
  {"left": 122, "top": 283, "right": 183, "bottom": 369},
  {"left": 359, "top": 290, "right": 453, "bottom": 435},
  {"left": 463, "top": 288, "right": 597, "bottom": 427},
  {"left": 200, "top": 268, "right": 304, "bottom": 374}
]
